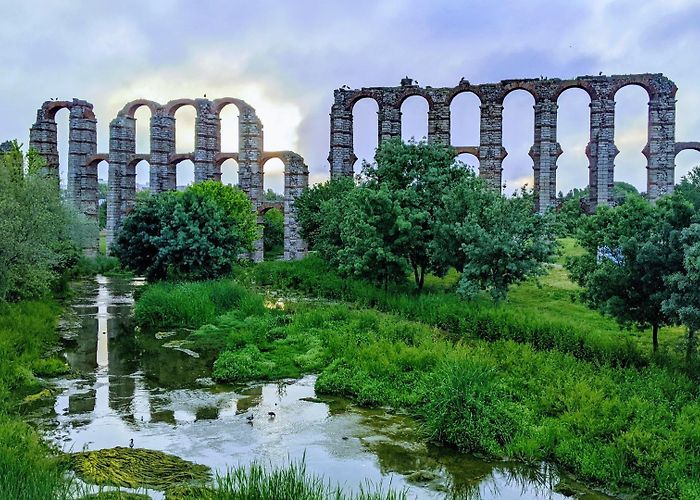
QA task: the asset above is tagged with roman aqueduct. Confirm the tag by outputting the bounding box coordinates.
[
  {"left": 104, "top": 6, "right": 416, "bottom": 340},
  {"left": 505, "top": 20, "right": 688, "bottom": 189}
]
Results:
[
  {"left": 27, "top": 73, "right": 700, "bottom": 258},
  {"left": 29, "top": 97, "right": 308, "bottom": 260},
  {"left": 329, "top": 73, "right": 700, "bottom": 212}
]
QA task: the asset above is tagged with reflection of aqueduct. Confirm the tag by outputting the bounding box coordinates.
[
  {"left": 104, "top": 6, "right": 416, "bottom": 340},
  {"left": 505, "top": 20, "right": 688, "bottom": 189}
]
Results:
[
  {"left": 329, "top": 74, "right": 700, "bottom": 212},
  {"left": 29, "top": 97, "right": 308, "bottom": 260}
]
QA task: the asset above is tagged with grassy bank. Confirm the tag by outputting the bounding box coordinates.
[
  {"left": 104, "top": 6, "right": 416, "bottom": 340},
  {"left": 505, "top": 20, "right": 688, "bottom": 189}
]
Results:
[
  {"left": 0, "top": 299, "right": 73, "bottom": 499},
  {"left": 247, "top": 249, "right": 695, "bottom": 374},
  {"left": 135, "top": 278, "right": 700, "bottom": 498}
]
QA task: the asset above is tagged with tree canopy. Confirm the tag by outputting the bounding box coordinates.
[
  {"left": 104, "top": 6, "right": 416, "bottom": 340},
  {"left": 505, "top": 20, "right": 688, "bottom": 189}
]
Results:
[
  {"left": 0, "top": 141, "right": 95, "bottom": 301},
  {"left": 296, "top": 139, "right": 555, "bottom": 298},
  {"left": 113, "top": 181, "right": 258, "bottom": 281}
]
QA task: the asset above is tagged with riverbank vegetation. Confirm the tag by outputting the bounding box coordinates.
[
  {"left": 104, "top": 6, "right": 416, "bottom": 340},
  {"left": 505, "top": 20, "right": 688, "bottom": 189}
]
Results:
[{"left": 134, "top": 273, "right": 699, "bottom": 498}]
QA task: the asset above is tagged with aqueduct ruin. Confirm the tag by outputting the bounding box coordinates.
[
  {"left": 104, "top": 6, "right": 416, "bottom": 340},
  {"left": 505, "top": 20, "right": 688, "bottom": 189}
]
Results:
[
  {"left": 329, "top": 73, "right": 700, "bottom": 212},
  {"left": 29, "top": 97, "right": 308, "bottom": 261}
]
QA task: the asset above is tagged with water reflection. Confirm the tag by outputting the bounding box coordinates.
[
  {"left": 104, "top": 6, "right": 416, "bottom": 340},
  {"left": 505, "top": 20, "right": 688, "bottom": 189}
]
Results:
[{"left": 42, "top": 277, "right": 609, "bottom": 499}]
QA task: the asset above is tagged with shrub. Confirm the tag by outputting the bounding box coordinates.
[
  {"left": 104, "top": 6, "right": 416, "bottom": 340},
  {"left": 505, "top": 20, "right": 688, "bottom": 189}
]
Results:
[{"left": 113, "top": 181, "right": 258, "bottom": 281}]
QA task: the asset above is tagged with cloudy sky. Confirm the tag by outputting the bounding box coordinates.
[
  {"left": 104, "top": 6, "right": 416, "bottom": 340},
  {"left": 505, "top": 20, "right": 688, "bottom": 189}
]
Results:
[{"left": 2, "top": 0, "right": 699, "bottom": 194}]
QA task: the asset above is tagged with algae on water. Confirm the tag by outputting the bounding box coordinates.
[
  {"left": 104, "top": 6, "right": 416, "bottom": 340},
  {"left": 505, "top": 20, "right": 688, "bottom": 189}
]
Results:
[{"left": 70, "top": 447, "right": 211, "bottom": 491}]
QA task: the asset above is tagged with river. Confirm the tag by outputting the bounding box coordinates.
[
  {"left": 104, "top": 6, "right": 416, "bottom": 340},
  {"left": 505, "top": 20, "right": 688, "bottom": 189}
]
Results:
[{"left": 36, "top": 276, "right": 609, "bottom": 499}]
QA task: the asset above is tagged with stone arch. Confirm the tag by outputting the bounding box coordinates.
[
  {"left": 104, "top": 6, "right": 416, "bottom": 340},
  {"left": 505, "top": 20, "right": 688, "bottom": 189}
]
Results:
[
  {"left": 345, "top": 91, "right": 383, "bottom": 112},
  {"left": 611, "top": 80, "right": 654, "bottom": 101},
  {"left": 675, "top": 144, "right": 700, "bottom": 184},
  {"left": 552, "top": 81, "right": 597, "bottom": 101},
  {"left": 118, "top": 99, "right": 161, "bottom": 118},
  {"left": 454, "top": 150, "right": 480, "bottom": 173},
  {"left": 163, "top": 98, "right": 198, "bottom": 117},
  {"left": 446, "top": 85, "right": 485, "bottom": 105},
  {"left": 497, "top": 83, "right": 539, "bottom": 105},
  {"left": 210, "top": 97, "right": 253, "bottom": 117},
  {"left": 397, "top": 88, "right": 435, "bottom": 110},
  {"left": 258, "top": 151, "right": 309, "bottom": 261}
]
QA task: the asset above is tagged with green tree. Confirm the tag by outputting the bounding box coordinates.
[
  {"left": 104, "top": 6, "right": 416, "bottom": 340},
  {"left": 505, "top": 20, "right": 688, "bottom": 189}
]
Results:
[
  {"left": 263, "top": 188, "right": 284, "bottom": 202},
  {"left": 567, "top": 195, "right": 691, "bottom": 352},
  {"left": 113, "top": 181, "right": 258, "bottom": 280},
  {"left": 434, "top": 181, "right": 555, "bottom": 301},
  {"left": 663, "top": 223, "right": 700, "bottom": 360},
  {"left": 295, "top": 177, "right": 355, "bottom": 251},
  {"left": 675, "top": 165, "right": 700, "bottom": 210},
  {"left": 336, "top": 187, "right": 408, "bottom": 289},
  {"left": 364, "top": 138, "right": 469, "bottom": 290},
  {"left": 0, "top": 141, "right": 91, "bottom": 301},
  {"left": 263, "top": 207, "right": 284, "bottom": 254}
]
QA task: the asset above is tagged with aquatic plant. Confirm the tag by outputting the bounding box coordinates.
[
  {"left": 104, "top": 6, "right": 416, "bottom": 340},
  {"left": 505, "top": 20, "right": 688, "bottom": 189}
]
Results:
[
  {"left": 70, "top": 447, "right": 211, "bottom": 491},
  {"left": 168, "top": 459, "right": 407, "bottom": 500}
]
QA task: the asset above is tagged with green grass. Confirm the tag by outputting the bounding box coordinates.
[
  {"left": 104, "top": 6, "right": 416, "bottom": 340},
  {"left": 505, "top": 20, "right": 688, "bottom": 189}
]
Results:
[
  {"left": 247, "top": 240, "right": 694, "bottom": 373},
  {"left": 171, "top": 459, "right": 407, "bottom": 499},
  {"left": 170, "top": 284, "right": 699, "bottom": 498},
  {"left": 0, "top": 299, "right": 75, "bottom": 499},
  {"left": 134, "top": 279, "right": 265, "bottom": 330}
]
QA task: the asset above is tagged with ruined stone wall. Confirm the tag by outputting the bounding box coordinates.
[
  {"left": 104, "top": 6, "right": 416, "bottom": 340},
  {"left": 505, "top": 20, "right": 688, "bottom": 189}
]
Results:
[
  {"left": 329, "top": 73, "right": 682, "bottom": 211},
  {"left": 30, "top": 96, "right": 308, "bottom": 261}
]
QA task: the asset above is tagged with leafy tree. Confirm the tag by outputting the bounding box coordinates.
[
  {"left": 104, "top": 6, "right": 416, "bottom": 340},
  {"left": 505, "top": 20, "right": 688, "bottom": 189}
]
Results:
[
  {"left": 263, "top": 188, "right": 284, "bottom": 202},
  {"left": 263, "top": 207, "right": 284, "bottom": 254},
  {"left": 336, "top": 187, "right": 408, "bottom": 289},
  {"left": 295, "top": 178, "right": 355, "bottom": 250},
  {"left": 567, "top": 195, "right": 692, "bottom": 352},
  {"left": 113, "top": 181, "right": 257, "bottom": 280},
  {"left": 675, "top": 165, "right": 700, "bottom": 210},
  {"left": 364, "top": 138, "right": 469, "bottom": 290},
  {"left": 0, "top": 141, "right": 92, "bottom": 301},
  {"left": 434, "top": 181, "right": 555, "bottom": 301},
  {"left": 663, "top": 223, "right": 700, "bottom": 360}
]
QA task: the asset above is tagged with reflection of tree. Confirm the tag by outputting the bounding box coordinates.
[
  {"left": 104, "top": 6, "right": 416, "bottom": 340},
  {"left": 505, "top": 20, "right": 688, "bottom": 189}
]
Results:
[
  {"left": 236, "top": 386, "right": 263, "bottom": 414},
  {"left": 364, "top": 422, "right": 568, "bottom": 499}
]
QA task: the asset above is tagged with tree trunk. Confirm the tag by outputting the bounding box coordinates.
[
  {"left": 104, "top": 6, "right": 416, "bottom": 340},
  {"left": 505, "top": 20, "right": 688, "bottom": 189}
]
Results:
[
  {"left": 418, "top": 267, "right": 425, "bottom": 291},
  {"left": 652, "top": 323, "right": 659, "bottom": 354}
]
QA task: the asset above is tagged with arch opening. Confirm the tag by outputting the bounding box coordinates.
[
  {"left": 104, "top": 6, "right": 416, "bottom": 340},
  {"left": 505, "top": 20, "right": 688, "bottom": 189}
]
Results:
[
  {"left": 454, "top": 152, "right": 479, "bottom": 173},
  {"left": 135, "top": 160, "right": 150, "bottom": 192},
  {"left": 134, "top": 106, "right": 152, "bottom": 154},
  {"left": 675, "top": 149, "right": 700, "bottom": 185},
  {"left": 55, "top": 107, "right": 69, "bottom": 189},
  {"left": 221, "top": 158, "right": 239, "bottom": 187},
  {"left": 352, "top": 98, "right": 379, "bottom": 174},
  {"left": 502, "top": 89, "right": 535, "bottom": 194},
  {"left": 450, "top": 92, "right": 480, "bottom": 146},
  {"left": 219, "top": 104, "right": 239, "bottom": 153},
  {"left": 176, "top": 160, "right": 195, "bottom": 189},
  {"left": 401, "top": 95, "right": 429, "bottom": 143},
  {"left": 614, "top": 85, "right": 649, "bottom": 194},
  {"left": 174, "top": 105, "right": 196, "bottom": 154},
  {"left": 556, "top": 87, "right": 591, "bottom": 197},
  {"left": 263, "top": 157, "right": 285, "bottom": 199}
]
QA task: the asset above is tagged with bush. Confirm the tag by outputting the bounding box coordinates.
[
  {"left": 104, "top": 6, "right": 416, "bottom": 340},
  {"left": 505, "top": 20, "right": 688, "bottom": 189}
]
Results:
[
  {"left": 113, "top": 181, "right": 258, "bottom": 281},
  {"left": 263, "top": 208, "right": 284, "bottom": 254}
]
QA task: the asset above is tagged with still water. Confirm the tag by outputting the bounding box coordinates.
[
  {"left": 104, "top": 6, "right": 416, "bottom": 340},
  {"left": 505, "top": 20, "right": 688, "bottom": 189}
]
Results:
[{"left": 38, "top": 276, "right": 609, "bottom": 499}]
